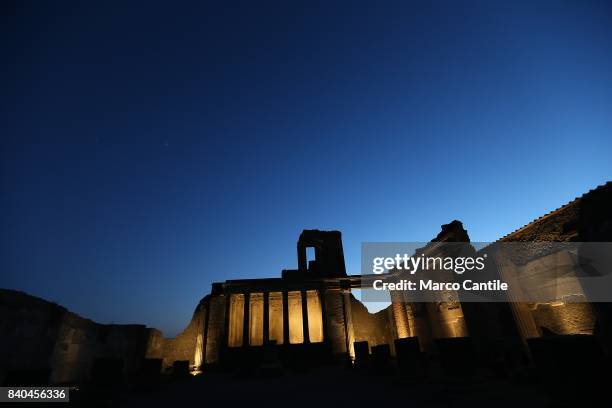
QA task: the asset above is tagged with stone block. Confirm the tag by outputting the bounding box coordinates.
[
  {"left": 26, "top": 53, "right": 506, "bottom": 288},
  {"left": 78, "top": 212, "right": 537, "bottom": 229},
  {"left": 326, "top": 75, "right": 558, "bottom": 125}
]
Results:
[{"left": 353, "top": 341, "right": 369, "bottom": 369}]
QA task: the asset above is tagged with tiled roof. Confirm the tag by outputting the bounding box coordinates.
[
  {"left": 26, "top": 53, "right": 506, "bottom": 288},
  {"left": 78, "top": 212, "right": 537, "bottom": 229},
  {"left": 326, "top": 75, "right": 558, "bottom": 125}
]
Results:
[{"left": 497, "top": 181, "right": 611, "bottom": 241}]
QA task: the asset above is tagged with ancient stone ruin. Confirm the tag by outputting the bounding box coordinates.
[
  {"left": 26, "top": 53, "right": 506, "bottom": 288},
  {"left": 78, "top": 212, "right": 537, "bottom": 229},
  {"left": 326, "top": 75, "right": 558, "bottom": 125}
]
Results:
[{"left": 1, "top": 182, "right": 611, "bottom": 388}]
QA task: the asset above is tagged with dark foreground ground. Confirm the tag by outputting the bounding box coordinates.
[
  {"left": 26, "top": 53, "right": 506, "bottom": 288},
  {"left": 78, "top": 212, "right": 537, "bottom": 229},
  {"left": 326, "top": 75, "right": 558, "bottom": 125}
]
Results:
[{"left": 62, "top": 366, "right": 552, "bottom": 408}]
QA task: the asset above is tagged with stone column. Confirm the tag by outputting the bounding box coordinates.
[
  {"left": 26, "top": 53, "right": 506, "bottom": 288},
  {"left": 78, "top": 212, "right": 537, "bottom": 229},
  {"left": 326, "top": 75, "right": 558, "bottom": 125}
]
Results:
[
  {"left": 341, "top": 287, "right": 355, "bottom": 360},
  {"left": 324, "top": 288, "right": 347, "bottom": 355},
  {"left": 391, "top": 290, "right": 410, "bottom": 339},
  {"left": 319, "top": 288, "right": 328, "bottom": 342},
  {"left": 263, "top": 291, "right": 270, "bottom": 344},
  {"left": 301, "top": 290, "right": 310, "bottom": 344},
  {"left": 282, "top": 290, "right": 289, "bottom": 345},
  {"left": 404, "top": 302, "right": 416, "bottom": 338},
  {"left": 205, "top": 293, "right": 227, "bottom": 365},
  {"left": 243, "top": 292, "right": 250, "bottom": 347},
  {"left": 223, "top": 294, "right": 231, "bottom": 348}
]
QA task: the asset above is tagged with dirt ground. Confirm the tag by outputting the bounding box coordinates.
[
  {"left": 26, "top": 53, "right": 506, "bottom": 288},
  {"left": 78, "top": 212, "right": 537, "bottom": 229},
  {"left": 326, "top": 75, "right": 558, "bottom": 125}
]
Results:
[{"left": 113, "top": 367, "right": 549, "bottom": 408}]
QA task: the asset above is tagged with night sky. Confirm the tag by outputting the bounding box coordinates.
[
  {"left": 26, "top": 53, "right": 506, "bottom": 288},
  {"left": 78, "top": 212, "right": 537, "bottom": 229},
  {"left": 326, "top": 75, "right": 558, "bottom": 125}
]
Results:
[{"left": 2, "top": 1, "right": 611, "bottom": 337}]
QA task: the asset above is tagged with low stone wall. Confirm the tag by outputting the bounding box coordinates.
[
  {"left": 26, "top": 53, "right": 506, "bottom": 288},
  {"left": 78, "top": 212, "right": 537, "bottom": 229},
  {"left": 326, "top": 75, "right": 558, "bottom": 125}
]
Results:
[{"left": 0, "top": 289, "right": 204, "bottom": 384}]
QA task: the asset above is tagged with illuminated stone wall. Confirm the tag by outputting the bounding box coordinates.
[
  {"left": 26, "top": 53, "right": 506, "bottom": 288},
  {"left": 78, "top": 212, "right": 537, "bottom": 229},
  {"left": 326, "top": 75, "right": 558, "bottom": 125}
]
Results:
[
  {"left": 510, "top": 251, "right": 596, "bottom": 336},
  {"left": 144, "top": 298, "right": 208, "bottom": 370},
  {"left": 530, "top": 302, "right": 595, "bottom": 335},
  {"left": 499, "top": 192, "right": 601, "bottom": 339}
]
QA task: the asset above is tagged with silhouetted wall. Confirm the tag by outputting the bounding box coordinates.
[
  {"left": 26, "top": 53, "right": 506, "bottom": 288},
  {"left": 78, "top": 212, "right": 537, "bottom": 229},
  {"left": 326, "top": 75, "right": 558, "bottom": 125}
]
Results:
[
  {"left": 0, "top": 289, "right": 154, "bottom": 385},
  {"left": 0, "top": 289, "right": 206, "bottom": 384}
]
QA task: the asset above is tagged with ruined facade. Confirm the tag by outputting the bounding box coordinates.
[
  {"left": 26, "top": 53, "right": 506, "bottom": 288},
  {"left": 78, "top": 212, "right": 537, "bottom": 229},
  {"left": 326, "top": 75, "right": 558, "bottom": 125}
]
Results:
[
  {"left": 1, "top": 182, "right": 610, "bottom": 384},
  {"left": 189, "top": 182, "right": 611, "bottom": 371}
]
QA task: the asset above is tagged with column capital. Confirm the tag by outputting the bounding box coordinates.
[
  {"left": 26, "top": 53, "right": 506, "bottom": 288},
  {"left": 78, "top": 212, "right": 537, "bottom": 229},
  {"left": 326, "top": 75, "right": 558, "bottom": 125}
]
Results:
[{"left": 339, "top": 279, "right": 352, "bottom": 293}]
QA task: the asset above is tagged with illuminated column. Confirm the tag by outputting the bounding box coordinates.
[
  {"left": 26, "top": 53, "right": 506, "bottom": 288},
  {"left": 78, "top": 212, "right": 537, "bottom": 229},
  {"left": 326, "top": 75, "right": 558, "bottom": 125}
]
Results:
[
  {"left": 227, "top": 294, "right": 245, "bottom": 347},
  {"left": 263, "top": 291, "right": 270, "bottom": 344},
  {"left": 341, "top": 287, "right": 355, "bottom": 360},
  {"left": 301, "top": 290, "right": 310, "bottom": 344},
  {"left": 242, "top": 292, "right": 250, "bottom": 347},
  {"left": 391, "top": 290, "right": 410, "bottom": 338},
  {"left": 248, "top": 293, "right": 264, "bottom": 346},
  {"left": 268, "top": 292, "right": 284, "bottom": 344},
  {"left": 288, "top": 291, "right": 304, "bottom": 343},
  {"left": 306, "top": 290, "right": 324, "bottom": 342},
  {"left": 282, "top": 291, "right": 289, "bottom": 345},
  {"left": 404, "top": 302, "right": 416, "bottom": 338}
]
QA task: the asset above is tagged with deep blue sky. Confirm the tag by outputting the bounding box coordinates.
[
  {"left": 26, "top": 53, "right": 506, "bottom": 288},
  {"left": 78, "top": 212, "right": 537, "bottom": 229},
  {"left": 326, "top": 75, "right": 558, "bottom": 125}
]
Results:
[{"left": 2, "top": 1, "right": 611, "bottom": 336}]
